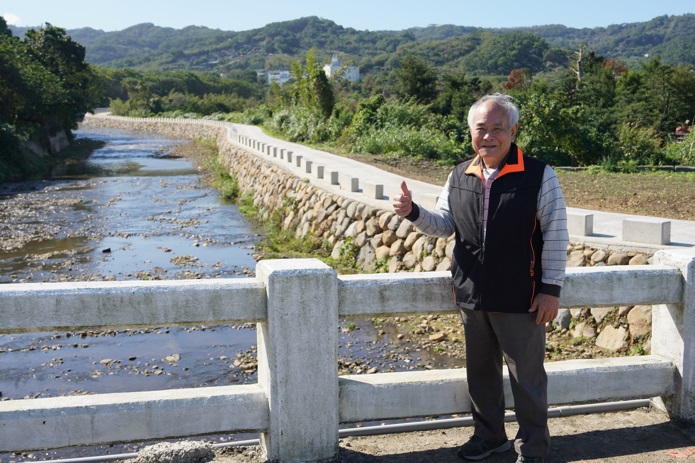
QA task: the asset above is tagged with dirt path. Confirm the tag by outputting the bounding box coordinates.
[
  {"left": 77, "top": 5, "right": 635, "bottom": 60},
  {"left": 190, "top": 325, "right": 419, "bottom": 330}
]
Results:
[{"left": 214, "top": 407, "right": 695, "bottom": 463}]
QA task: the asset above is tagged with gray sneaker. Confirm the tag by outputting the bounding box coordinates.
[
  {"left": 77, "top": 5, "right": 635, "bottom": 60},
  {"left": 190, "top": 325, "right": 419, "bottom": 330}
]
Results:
[
  {"left": 516, "top": 456, "right": 545, "bottom": 463},
  {"left": 457, "top": 435, "right": 511, "bottom": 460}
]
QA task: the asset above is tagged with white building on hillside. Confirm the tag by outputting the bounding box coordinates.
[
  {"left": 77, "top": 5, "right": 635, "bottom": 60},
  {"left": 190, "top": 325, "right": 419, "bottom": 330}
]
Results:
[
  {"left": 323, "top": 54, "right": 360, "bottom": 82},
  {"left": 266, "top": 70, "right": 292, "bottom": 85}
]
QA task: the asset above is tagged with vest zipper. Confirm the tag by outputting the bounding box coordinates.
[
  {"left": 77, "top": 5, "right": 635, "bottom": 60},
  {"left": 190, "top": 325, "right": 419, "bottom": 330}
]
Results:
[{"left": 480, "top": 174, "right": 487, "bottom": 308}]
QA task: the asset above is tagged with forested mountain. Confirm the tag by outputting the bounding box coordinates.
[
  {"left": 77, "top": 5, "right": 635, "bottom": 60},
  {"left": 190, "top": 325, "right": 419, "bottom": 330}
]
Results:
[
  {"left": 10, "top": 17, "right": 413, "bottom": 73},
  {"left": 410, "top": 14, "right": 695, "bottom": 64},
  {"left": 8, "top": 14, "right": 695, "bottom": 76}
]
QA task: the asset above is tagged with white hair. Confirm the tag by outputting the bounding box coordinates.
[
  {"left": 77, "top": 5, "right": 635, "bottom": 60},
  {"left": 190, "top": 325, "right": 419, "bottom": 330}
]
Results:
[{"left": 467, "top": 93, "right": 519, "bottom": 128}]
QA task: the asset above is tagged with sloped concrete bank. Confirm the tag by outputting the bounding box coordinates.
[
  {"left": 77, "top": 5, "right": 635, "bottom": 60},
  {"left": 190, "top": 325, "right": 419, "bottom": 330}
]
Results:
[{"left": 81, "top": 116, "right": 654, "bottom": 352}]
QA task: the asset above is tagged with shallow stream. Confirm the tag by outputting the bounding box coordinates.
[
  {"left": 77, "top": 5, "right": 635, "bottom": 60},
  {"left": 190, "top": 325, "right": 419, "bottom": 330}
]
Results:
[{"left": 0, "top": 127, "right": 459, "bottom": 460}]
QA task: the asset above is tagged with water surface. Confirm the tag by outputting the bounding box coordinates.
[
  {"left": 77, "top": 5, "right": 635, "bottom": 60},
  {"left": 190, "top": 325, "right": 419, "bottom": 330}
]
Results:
[{"left": 0, "top": 127, "right": 461, "bottom": 460}]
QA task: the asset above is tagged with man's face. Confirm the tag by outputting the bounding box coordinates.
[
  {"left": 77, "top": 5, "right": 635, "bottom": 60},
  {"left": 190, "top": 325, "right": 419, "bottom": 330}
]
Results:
[{"left": 469, "top": 101, "right": 518, "bottom": 169}]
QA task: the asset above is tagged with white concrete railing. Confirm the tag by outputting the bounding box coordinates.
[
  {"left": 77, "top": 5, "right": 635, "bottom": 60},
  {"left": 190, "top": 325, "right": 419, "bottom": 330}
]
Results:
[{"left": 0, "top": 251, "right": 694, "bottom": 462}]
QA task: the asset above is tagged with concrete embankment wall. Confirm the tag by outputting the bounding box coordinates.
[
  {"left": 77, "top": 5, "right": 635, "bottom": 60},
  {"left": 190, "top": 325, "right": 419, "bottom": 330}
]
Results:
[{"left": 81, "top": 116, "right": 653, "bottom": 274}]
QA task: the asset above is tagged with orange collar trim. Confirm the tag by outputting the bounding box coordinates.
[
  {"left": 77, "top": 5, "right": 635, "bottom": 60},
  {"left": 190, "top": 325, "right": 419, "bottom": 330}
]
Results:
[{"left": 464, "top": 146, "right": 525, "bottom": 180}]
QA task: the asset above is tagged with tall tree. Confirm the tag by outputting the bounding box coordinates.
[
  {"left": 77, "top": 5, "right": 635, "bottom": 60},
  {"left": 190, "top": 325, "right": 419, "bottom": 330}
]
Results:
[
  {"left": 0, "top": 16, "right": 11, "bottom": 37},
  {"left": 305, "top": 50, "right": 335, "bottom": 118},
  {"left": 23, "top": 23, "right": 97, "bottom": 132},
  {"left": 0, "top": 27, "right": 64, "bottom": 127},
  {"left": 433, "top": 72, "right": 488, "bottom": 121},
  {"left": 642, "top": 57, "right": 695, "bottom": 137},
  {"left": 503, "top": 68, "right": 533, "bottom": 92},
  {"left": 516, "top": 92, "right": 600, "bottom": 166},
  {"left": 289, "top": 49, "right": 335, "bottom": 118},
  {"left": 393, "top": 54, "right": 438, "bottom": 104},
  {"left": 615, "top": 57, "right": 695, "bottom": 140}
]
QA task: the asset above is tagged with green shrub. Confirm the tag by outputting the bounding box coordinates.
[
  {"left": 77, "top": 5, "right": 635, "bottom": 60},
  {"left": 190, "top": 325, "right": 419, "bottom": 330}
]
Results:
[
  {"left": 663, "top": 129, "right": 695, "bottom": 166},
  {"left": 616, "top": 122, "right": 661, "bottom": 165},
  {"left": 205, "top": 147, "right": 239, "bottom": 201},
  {"left": 108, "top": 98, "right": 130, "bottom": 116},
  {"left": 351, "top": 123, "right": 463, "bottom": 161},
  {"left": 237, "top": 191, "right": 256, "bottom": 216},
  {"left": 215, "top": 173, "right": 239, "bottom": 201},
  {"left": 269, "top": 105, "right": 352, "bottom": 144},
  {"left": 230, "top": 105, "right": 273, "bottom": 125}
]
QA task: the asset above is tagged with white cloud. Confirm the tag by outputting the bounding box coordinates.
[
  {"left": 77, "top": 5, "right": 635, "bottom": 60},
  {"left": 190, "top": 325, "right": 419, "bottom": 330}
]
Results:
[{"left": 2, "top": 13, "right": 22, "bottom": 26}]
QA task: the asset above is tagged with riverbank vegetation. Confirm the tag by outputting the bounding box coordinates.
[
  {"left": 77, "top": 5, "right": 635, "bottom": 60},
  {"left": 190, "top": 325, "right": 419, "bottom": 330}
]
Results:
[
  {"left": 242, "top": 206, "right": 364, "bottom": 274},
  {"left": 105, "top": 46, "right": 695, "bottom": 171},
  {"left": 0, "top": 18, "right": 101, "bottom": 182},
  {"left": 194, "top": 138, "right": 241, "bottom": 201},
  {"left": 178, "top": 140, "right": 357, "bottom": 272}
]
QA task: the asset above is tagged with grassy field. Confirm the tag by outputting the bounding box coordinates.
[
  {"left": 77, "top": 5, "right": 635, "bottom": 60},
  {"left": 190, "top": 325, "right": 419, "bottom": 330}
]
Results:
[{"left": 556, "top": 170, "right": 695, "bottom": 221}]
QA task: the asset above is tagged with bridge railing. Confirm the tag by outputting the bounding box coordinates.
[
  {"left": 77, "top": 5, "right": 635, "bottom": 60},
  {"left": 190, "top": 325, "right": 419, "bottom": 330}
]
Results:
[{"left": 0, "top": 251, "right": 693, "bottom": 462}]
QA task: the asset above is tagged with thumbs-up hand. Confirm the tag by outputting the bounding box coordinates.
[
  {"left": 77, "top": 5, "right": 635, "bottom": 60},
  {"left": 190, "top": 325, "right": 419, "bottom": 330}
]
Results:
[{"left": 393, "top": 181, "right": 413, "bottom": 217}]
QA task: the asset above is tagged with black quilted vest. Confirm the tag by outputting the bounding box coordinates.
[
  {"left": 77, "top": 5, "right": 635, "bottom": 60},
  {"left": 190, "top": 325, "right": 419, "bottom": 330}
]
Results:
[{"left": 449, "top": 145, "right": 546, "bottom": 313}]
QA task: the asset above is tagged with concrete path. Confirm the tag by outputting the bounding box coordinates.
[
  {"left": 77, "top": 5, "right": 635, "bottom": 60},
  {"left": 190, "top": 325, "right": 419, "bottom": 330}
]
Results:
[{"left": 229, "top": 123, "right": 695, "bottom": 255}]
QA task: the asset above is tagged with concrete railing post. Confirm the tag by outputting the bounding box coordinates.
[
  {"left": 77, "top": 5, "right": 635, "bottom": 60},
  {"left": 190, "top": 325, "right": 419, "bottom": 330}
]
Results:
[
  {"left": 652, "top": 250, "right": 695, "bottom": 419},
  {"left": 256, "top": 259, "right": 339, "bottom": 463}
]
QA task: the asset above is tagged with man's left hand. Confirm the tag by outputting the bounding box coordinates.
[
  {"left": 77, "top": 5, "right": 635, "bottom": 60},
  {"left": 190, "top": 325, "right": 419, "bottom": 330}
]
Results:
[{"left": 529, "top": 293, "right": 560, "bottom": 325}]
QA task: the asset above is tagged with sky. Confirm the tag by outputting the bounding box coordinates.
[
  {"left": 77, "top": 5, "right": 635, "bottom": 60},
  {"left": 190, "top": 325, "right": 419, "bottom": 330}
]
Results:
[{"left": 1, "top": 0, "right": 693, "bottom": 32}]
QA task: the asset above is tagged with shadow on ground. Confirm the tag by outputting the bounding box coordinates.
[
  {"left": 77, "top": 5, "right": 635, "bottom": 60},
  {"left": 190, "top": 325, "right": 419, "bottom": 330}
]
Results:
[{"left": 331, "top": 409, "right": 695, "bottom": 463}]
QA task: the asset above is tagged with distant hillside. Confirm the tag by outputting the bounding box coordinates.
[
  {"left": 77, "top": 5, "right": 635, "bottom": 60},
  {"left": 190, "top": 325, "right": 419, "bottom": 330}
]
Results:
[
  {"left": 409, "top": 14, "right": 695, "bottom": 64},
  {"left": 9, "top": 14, "right": 695, "bottom": 76},
  {"left": 9, "top": 17, "right": 412, "bottom": 73}
]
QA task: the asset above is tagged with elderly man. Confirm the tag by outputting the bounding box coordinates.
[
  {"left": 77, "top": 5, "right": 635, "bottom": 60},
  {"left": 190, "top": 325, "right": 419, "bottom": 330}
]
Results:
[{"left": 393, "top": 93, "right": 569, "bottom": 463}]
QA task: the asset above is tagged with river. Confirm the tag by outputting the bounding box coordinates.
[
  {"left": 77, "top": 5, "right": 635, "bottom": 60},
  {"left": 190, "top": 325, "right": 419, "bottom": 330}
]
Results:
[
  {"left": 0, "top": 127, "right": 460, "bottom": 459},
  {"left": 1, "top": 127, "right": 262, "bottom": 283},
  {"left": 0, "top": 127, "right": 269, "bottom": 398}
]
